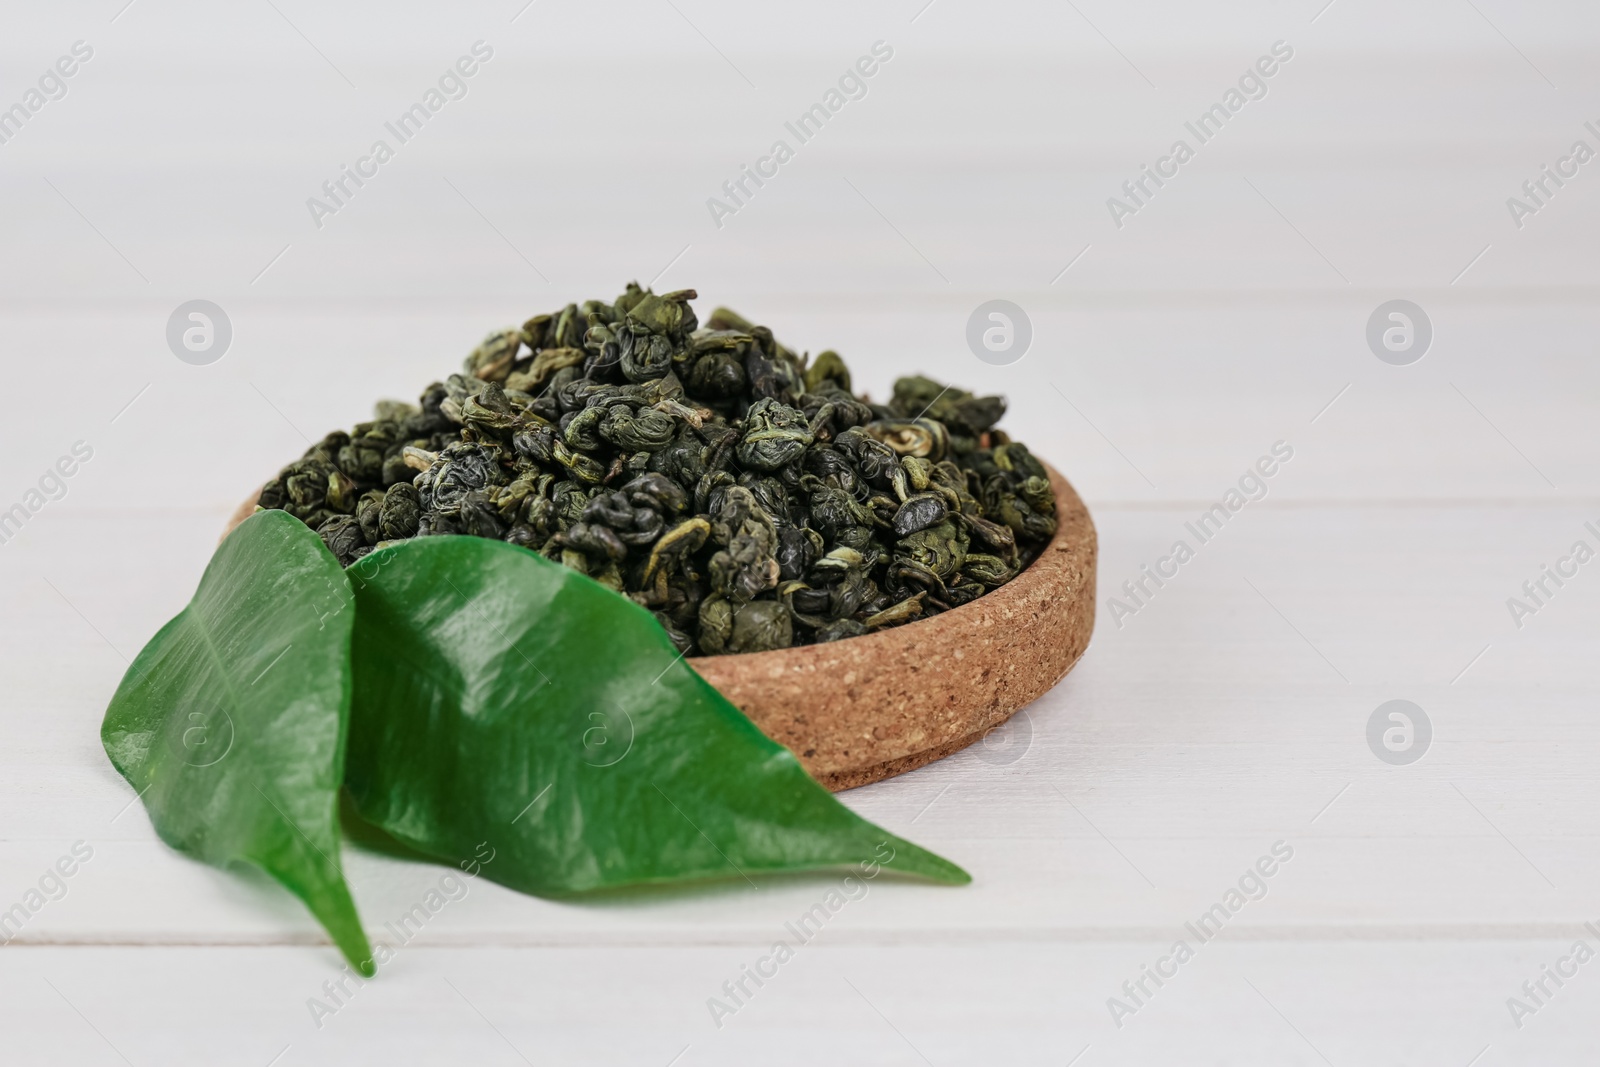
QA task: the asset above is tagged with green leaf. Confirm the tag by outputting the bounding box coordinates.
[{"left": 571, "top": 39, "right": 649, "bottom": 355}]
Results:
[
  {"left": 344, "top": 536, "right": 969, "bottom": 894},
  {"left": 101, "top": 510, "right": 374, "bottom": 974}
]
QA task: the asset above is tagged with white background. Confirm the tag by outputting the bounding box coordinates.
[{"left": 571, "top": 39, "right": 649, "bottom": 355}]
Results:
[{"left": 2, "top": 0, "right": 1599, "bottom": 1063}]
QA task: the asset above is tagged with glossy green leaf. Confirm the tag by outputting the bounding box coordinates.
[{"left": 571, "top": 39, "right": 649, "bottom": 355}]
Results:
[
  {"left": 344, "top": 536, "right": 969, "bottom": 894},
  {"left": 101, "top": 510, "right": 374, "bottom": 974}
]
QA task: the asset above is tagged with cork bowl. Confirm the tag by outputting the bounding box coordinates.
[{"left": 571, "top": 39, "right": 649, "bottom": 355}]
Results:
[{"left": 226, "top": 464, "right": 1095, "bottom": 791}]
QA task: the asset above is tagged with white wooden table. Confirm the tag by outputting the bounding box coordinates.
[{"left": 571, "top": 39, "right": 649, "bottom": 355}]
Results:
[{"left": 2, "top": 1, "right": 1598, "bottom": 1063}]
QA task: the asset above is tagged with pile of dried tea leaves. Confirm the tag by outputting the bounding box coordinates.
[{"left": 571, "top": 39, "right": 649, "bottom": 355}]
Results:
[{"left": 257, "top": 284, "right": 1057, "bottom": 655}]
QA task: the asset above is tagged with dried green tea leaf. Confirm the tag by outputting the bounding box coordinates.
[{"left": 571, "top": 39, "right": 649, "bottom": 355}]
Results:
[
  {"left": 344, "top": 536, "right": 969, "bottom": 893},
  {"left": 100, "top": 510, "right": 373, "bottom": 974},
  {"left": 254, "top": 283, "right": 1053, "bottom": 656}
]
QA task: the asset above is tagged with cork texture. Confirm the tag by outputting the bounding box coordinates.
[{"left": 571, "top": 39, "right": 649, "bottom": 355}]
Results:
[{"left": 225, "top": 464, "right": 1096, "bottom": 791}]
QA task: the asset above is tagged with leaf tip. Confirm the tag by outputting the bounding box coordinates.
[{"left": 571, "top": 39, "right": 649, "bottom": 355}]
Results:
[
  {"left": 883, "top": 839, "right": 971, "bottom": 886},
  {"left": 328, "top": 922, "right": 377, "bottom": 978}
]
